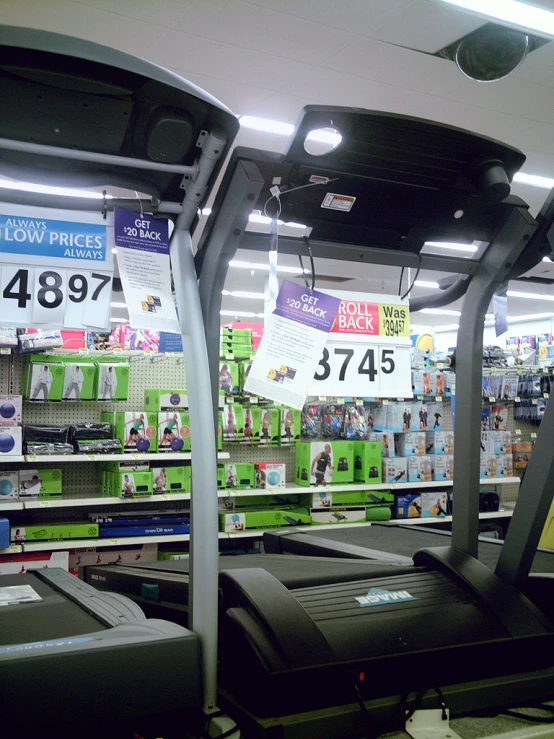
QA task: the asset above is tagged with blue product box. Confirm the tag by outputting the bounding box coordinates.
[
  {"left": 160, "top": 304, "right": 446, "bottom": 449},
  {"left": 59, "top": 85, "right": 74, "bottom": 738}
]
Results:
[
  {"left": 98, "top": 523, "right": 190, "bottom": 538},
  {"left": 0, "top": 518, "right": 9, "bottom": 548},
  {"left": 394, "top": 494, "right": 421, "bottom": 519}
]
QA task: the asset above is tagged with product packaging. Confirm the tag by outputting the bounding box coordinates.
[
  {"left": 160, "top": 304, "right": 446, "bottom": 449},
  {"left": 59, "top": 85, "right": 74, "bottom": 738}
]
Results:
[
  {"left": 394, "top": 494, "right": 421, "bottom": 519},
  {"left": 254, "top": 462, "right": 286, "bottom": 489},
  {"left": 0, "top": 426, "right": 22, "bottom": 456},
  {"left": 219, "top": 508, "right": 311, "bottom": 532},
  {"left": 295, "top": 441, "right": 354, "bottom": 486},
  {"left": 0, "top": 395, "right": 22, "bottom": 425},
  {"left": 157, "top": 412, "right": 191, "bottom": 452},
  {"left": 407, "top": 456, "right": 433, "bottom": 483},
  {"left": 396, "top": 432, "right": 426, "bottom": 457},
  {"left": 95, "top": 360, "right": 130, "bottom": 401},
  {"left": 0, "top": 470, "right": 18, "bottom": 500},
  {"left": 19, "top": 468, "right": 62, "bottom": 498},
  {"left": 382, "top": 458, "right": 408, "bottom": 484},
  {"left": 144, "top": 388, "right": 188, "bottom": 411},
  {"left": 11, "top": 522, "right": 99, "bottom": 542},
  {"left": 421, "top": 492, "right": 449, "bottom": 518},
  {"left": 353, "top": 441, "right": 382, "bottom": 482}
]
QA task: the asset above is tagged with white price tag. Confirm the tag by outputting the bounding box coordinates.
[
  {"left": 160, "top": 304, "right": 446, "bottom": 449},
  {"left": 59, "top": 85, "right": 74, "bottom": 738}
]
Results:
[
  {"left": 32, "top": 267, "right": 67, "bottom": 324},
  {"left": 0, "top": 265, "right": 35, "bottom": 325},
  {"left": 311, "top": 343, "right": 412, "bottom": 397}
]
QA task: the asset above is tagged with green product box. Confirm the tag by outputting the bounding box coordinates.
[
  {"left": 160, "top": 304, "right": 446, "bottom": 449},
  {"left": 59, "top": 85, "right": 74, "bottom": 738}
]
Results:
[
  {"left": 217, "top": 465, "right": 226, "bottom": 489},
  {"left": 280, "top": 407, "right": 300, "bottom": 445},
  {"left": 95, "top": 360, "right": 130, "bottom": 401},
  {"left": 311, "top": 489, "right": 394, "bottom": 507},
  {"left": 62, "top": 359, "right": 97, "bottom": 401},
  {"left": 221, "top": 328, "right": 252, "bottom": 340},
  {"left": 25, "top": 359, "right": 66, "bottom": 401},
  {"left": 157, "top": 552, "right": 189, "bottom": 561},
  {"left": 353, "top": 441, "right": 383, "bottom": 483},
  {"left": 247, "top": 407, "right": 261, "bottom": 443},
  {"left": 240, "top": 362, "right": 254, "bottom": 395},
  {"left": 224, "top": 463, "right": 255, "bottom": 489},
  {"left": 152, "top": 466, "right": 187, "bottom": 493},
  {"left": 258, "top": 407, "right": 281, "bottom": 446},
  {"left": 158, "top": 412, "right": 191, "bottom": 452},
  {"left": 295, "top": 441, "right": 354, "bottom": 487},
  {"left": 366, "top": 505, "right": 393, "bottom": 522},
  {"left": 223, "top": 403, "right": 244, "bottom": 442},
  {"left": 219, "top": 507, "right": 311, "bottom": 532},
  {"left": 11, "top": 522, "right": 99, "bottom": 542},
  {"left": 114, "top": 470, "right": 153, "bottom": 498},
  {"left": 18, "top": 468, "right": 62, "bottom": 498},
  {"left": 219, "top": 361, "right": 240, "bottom": 395},
  {"left": 105, "top": 412, "right": 158, "bottom": 453},
  {"left": 144, "top": 389, "right": 188, "bottom": 411},
  {"left": 217, "top": 412, "right": 223, "bottom": 451},
  {"left": 220, "top": 493, "right": 301, "bottom": 510},
  {"left": 311, "top": 507, "right": 368, "bottom": 525}
]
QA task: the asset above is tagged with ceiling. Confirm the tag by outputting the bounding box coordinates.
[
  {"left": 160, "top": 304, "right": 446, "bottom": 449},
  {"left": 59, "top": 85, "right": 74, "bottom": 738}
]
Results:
[{"left": 3, "top": 0, "right": 554, "bottom": 331}]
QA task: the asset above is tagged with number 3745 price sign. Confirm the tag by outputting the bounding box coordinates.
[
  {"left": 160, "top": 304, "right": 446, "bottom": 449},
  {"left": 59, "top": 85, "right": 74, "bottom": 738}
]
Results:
[
  {"left": 0, "top": 205, "right": 114, "bottom": 330},
  {"left": 308, "top": 291, "right": 413, "bottom": 398}
]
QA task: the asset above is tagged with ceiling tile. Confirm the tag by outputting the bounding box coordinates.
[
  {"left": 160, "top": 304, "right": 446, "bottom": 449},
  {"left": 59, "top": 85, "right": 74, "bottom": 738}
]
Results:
[
  {"left": 1, "top": 0, "right": 160, "bottom": 54},
  {"left": 513, "top": 42, "right": 554, "bottom": 88},
  {"left": 324, "top": 36, "right": 471, "bottom": 97},
  {"left": 240, "top": 0, "right": 413, "bottom": 37},
  {"left": 368, "top": 0, "right": 485, "bottom": 53},
  {"left": 509, "top": 123, "right": 554, "bottom": 158},
  {"left": 70, "top": 0, "right": 193, "bottom": 27},
  {"left": 242, "top": 92, "right": 320, "bottom": 123},
  {"left": 146, "top": 29, "right": 314, "bottom": 92},
  {"left": 173, "top": 0, "right": 358, "bottom": 66},
  {"left": 170, "top": 67, "right": 272, "bottom": 116}
]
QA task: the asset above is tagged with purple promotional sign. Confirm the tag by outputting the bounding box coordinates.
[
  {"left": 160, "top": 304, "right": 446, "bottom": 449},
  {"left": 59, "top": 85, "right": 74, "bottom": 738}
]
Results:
[
  {"left": 273, "top": 281, "right": 341, "bottom": 332},
  {"left": 114, "top": 208, "right": 169, "bottom": 253}
]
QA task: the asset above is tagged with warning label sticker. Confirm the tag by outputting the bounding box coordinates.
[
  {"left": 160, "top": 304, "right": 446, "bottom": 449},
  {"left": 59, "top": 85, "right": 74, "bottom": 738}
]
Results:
[
  {"left": 321, "top": 193, "right": 356, "bottom": 212},
  {"left": 309, "top": 175, "right": 330, "bottom": 184}
]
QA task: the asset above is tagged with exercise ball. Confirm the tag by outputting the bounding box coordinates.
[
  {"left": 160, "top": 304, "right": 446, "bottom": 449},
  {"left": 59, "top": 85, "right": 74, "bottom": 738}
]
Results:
[
  {"left": 0, "top": 435, "right": 15, "bottom": 454},
  {"left": 170, "top": 394, "right": 181, "bottom": 405},
  {"left": 0, "top": 479, "right": 13, "bottom": 496},
  {"left": 267, "top": 471, "right": 281, "bottom": 487},
  {"left": 170, "top": 437, "right": 184, "bottom": 451},
  {"left": 135, "top": 438, "right": 150, "bottom": 452},
  {"left": 0, "top": 403, "right": 16, "bottom": 419}
]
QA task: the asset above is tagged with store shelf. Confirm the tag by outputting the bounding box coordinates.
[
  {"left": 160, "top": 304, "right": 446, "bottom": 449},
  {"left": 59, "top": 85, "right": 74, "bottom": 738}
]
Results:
[
  {"left": 0, "top": 545, "right": 22, "bottom": 554},
  {"left": 21, "top": 531, "right": 258, "bottom": 551},
  {"left": 19, "top": 452, "right": 230, "bottom": 463},
  {"left": 0, "top": 501, "right": 24, "bottom": 511},
  {"left": 381, "top": 510, "right": 514, "bottom": 526},
  {"left": 0, "top": 456, "right": 25, "bottom": 463},
  {"left": 23, "top": 493, "right": 192, "bottom": 509}
]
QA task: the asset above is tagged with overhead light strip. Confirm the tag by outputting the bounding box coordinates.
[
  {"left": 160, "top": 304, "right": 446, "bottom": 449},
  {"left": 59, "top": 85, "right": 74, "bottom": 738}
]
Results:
[{"left": 438, "top": 0, "right": 554, "bottom": 38}]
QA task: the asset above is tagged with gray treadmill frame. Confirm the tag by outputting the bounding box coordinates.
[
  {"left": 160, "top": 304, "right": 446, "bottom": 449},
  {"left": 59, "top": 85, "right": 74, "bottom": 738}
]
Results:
[{"left": 0, "top": 28, "right": 233, "bottom": 716}]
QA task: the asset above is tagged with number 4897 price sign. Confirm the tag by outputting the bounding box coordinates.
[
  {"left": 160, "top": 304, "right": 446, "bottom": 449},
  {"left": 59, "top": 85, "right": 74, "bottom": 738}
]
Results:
[
  {"left": 308, "top": 291, "right": 413, "bottom": 398},
  {"left": 0, "top": 206, "right": 113, "bottom": 329}
]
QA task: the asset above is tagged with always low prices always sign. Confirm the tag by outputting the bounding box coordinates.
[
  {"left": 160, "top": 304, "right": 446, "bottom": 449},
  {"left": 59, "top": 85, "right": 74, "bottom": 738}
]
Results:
[
  {"left": 309, "top": 290, "right": 412, "bottom": 398},
  {"left": 0, "top": 203, "right": 113, "bottom": 329}
]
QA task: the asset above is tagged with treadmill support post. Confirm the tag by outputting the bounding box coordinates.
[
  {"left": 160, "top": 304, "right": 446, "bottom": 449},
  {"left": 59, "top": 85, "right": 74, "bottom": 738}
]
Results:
[{"left": 452, "top": 206, "right": 536, "bottom": 557}]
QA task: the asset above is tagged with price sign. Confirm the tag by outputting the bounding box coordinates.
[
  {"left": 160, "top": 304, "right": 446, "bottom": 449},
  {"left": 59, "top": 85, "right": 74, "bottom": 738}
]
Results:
[
  {"left": 308, "top": 290, "right": 412, "bottom": 398},
  {"left": 0, "top": 204, "right": 113, "bottom": 329}
]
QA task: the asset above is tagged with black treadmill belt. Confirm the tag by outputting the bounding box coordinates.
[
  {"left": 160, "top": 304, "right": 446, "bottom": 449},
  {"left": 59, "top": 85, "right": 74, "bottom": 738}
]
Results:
[
  {"left": 304, "top": 525, "right": 554, "bottom": 573},
  {"left": 0, "top": 573, "right": 105, "bottom": 645}
]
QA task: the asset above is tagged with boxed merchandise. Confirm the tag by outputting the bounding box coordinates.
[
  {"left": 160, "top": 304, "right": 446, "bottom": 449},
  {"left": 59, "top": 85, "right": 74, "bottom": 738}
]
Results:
[
  {"left": 19, "top": 468, "right": 62, "bottom": 498},
  {"left": 0, "top": 518, "right": 8, "bottom": 549},
  {"left": 295, "top": 441, "right": 354, "bottom": 486},
  {"left": 500, "top": 376, "right": 518, "bottom": 401},
  {"left": 157, "top": 412, "right": 191, "bottom": 452},
  {"left": 96, "top": 515, "right": 189, "bottom": 538},
  {"left": 513, "top": 441, "right": 533, "bottom": 468},
  {"left": 69, "top": 543, "right": 157, "bottom": 568},
  {"left": 372, "top": 404, "right": 389, "bottom": 432},
  {"left": 221, "top": 327, "right": 252, "bottom": 340},
  {"left": 280, "top": 407, "right": 300, "bottom": 444},
  {"left": 411, "top": 370, "right": 425, "bottom": 395},
  {"left": 219, "top": 361, "right": 240, "bottom": 394},
  {"left": 418, "top": 404, "right": 431, "bottom": 432},
  {"left": 62, "top": 360, "right": 96, "bottom": 401},
  {"left": 394, "top": 494, "right": 421, "bottom": 519},
  {"left": 490, "top": 405, "right": 508, "bottom": 431},
  {"left": 431, "top": 455, "right": 454, "bottom": 482},
  {"left": 366, "top": 505, "right": 392, "bottom": 521},
  {"left": 396, "top": 432, "right": 426, "bottom": 457},
  {"left": 407, "top": 456, "right": 433, "bottom": 483},
  {"left": 224, "top": 463, "right": 255, "bottom": 489},
  {"left": 312, "top": 489, "right": 393, "bottom": 508},
  {"left": 0, "top": 394, "right": 22, "bottom": 425},
  {"left": 254, "top": 462, "right": 286, "bottom": 489},
  {"left": 221, "top": 493, "right": 300, "bottom": 510},
  {"left": 103, "top": 412, "right": 158, "bottom": 453},
  {"left": 11, "top": 521, "right": 99, "bottom": 542},
  {"left": 353, "top": 441, "right": 382, "bottom": 482},
  {"left": 24, "top": 360, "right": 65, "bottom": 401},
  {"left": 481, "top": 408, "right": 490, "bottom": 431},
  {"left": 113, "top": 470, "right": 153, "bottom": 498},
  {"left": 387, "top": 403, "right": 406, "bottom": 433},
  {"left": 219, "top": 508, "right": 311, "bottom": 532},
  {"left": 426, "top": 402, "right": 444, "bottom": 432},
  {"left": 0, "top": 550, "right": 69, "bottom": 576},
  {"left": 480, "top": 453, "right": 497, "bottom": 480},
  {"left": 152, "top": 466, "right": 188, "bottom": 493},
  {"left": 223, "top": 403, "right": 244, "bottom": 442},
  {"left": 144, "top": 388, "right": 188, "bottom": 411},
  {"left": 421, "top": 492, "right": 449, "bottom": 518},
  {"left": 259, "top": 407, "right": 281, "bottom": 446},
  {"left": 310, "top": 507, "right": 367, "bottom": 524},
  {"left": 240, "top": 361, "right": 254, "bottom": 394},
  {"left": 217, "top": 465, "right": 226, "bottom": 489},
  {"left": 496, "top": 454, "right": 514, "bottom": 478},
  {"left": 425, "top": 431, "right": 454, "bottom": 455},
  {"left": 383, "top": 458, "right": 408, "bottom": 484},
  {"left": 95, "top": 360, "right": 130, "bottom": 401},
  {"left": 157, "top": 552, "right": 189, "bottom": 561},
  {"left": 399, "top": 403, "right": 417, "bottom": 433},
  {"left": 489, "top": 431, "right": 511, "bottom": 455},
  {"left": 0, "top": 470, "right": 18, "bottom": 500},
  {"left": 369, "top": 431, "right": 395, "bottom": 458},
  {"left": 0, "top": 426, "right": 22, "bottom": 456}
]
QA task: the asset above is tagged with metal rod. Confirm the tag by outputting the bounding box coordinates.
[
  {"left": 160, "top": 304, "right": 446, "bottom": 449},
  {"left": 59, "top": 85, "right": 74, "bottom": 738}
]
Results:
[
  {"left": 0, "top": 136, "right": 198, "bottom": 175},
  {"left": 0, "top": 189, "right": 185, "bottom": 214},
  {"left": 452, "top": 206, "right": 537, "bottom": 556},
  {"left": 495, "top": 394, "right": 554, "bottom": 588}
]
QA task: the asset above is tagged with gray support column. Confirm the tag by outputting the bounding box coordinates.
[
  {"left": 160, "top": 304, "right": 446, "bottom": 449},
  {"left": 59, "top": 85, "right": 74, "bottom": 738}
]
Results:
[
  {"left": 197, "top": 160, "right": 265, "bottom": 423},
  {"left": 452, "top": 206, "right": 537, "bottom": 557},
  {"left": 170, "top": 227, "right": 220, "bottom": 714},
  {"left": 496, "top": 395, "right": 554, "bottom": 587}
]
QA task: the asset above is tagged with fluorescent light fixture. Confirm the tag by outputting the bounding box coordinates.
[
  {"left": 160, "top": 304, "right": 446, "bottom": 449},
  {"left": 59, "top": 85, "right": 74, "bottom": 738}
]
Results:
[
  {"left": 513, "top": 172, "right": 554, "bottom": 189},
  {"left": 0, "top": 178, "right": 114, "bottom": 199},
  {"left": 414, "top": 280, "right": 440, "bottom": 289},
  {"left": 507, "top": 290, "right": 554, "bottom": 301},
  {"left": 508, "top": 312, "right": 554, "bottom": 322},
  {"left": 222, "top": 290, "right": 265, "bottom": 300},
  {"left": 305, "top": 128, "right": 342, "bottom": 146},
  {"left": 229, "top": 259, "right": 304, "bottom": 275},
  {"left": 424, "top": 241, "right": 478, "bottom": 253},
  {"left": 239, "top": 116, "right": 294, "bottom": 136},
  {"left": 438, "top": 0, "right": 554, "bottom": 38},
  {"left": 110, "top": 316, "right": 129, "bottom": 323},
  {"left": 110, "top": 302, "right": 127, "bottom": 309},
  {"left": 220, "top": 309, "right": 257, "bottom": 318},
  {"left": 420, "top": 308, "right": 462, "bottom": 316}
]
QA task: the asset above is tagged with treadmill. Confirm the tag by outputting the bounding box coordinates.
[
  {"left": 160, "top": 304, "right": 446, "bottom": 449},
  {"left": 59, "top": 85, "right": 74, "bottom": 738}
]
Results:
[
  {"left": 0, "top": 25, "right": 239, "bottom": 732},
  {"left": 85, "top": 108, "right": 554, "bottom": 735}
]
